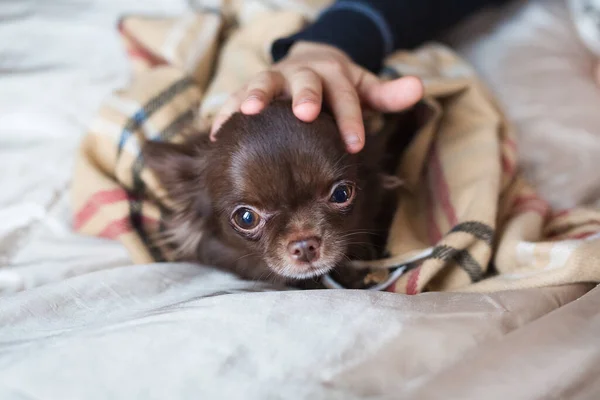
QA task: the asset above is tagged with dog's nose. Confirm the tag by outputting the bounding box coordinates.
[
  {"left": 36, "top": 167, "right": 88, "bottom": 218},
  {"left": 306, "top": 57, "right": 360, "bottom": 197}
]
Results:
[{"left": 287, "top": 237, "right": 321, "bottom": 263}]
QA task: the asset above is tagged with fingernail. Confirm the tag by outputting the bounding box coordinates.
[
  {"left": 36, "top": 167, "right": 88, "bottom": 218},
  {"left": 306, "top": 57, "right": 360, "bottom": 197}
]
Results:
[
  {"left": 346, "top": 135, "right": 362, "bottom": 145},
  {"left": 243, "top": 95, "right": 263, "bottom": 105},
  {"left": 345, "top": 135, "right": 363, "bottom": 152},
  {"left": 296, "top": 97, "right": 316, "bottom": 105},
  {"left": 241, "top": 97, "right": 263, "bottom": 114}
]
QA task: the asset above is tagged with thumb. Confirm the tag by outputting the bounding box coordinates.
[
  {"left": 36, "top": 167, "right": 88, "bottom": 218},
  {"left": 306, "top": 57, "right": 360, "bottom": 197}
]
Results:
[{"left": 357, "top": 72, "right": 424, "bottom": 113}]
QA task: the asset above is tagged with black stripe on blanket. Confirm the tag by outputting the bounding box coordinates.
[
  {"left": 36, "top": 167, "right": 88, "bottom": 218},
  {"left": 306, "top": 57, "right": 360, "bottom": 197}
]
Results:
[
  {"left": 430, "top": 245, "right": 485, "bottom": 282},
  {"left": 116, "top": 76, "right": 194, "bottom": 158},
  {"left": 449, "top": 221, "right": 495, "bottom": 246},
  {"left": 128, "top": 103, "right": 197, "bottom": 262}
]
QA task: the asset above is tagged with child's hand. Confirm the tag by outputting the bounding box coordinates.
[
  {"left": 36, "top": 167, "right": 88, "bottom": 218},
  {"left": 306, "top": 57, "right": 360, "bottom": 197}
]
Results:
[{"left": 210, "top": 42, "right": 423, "bottom": 153}]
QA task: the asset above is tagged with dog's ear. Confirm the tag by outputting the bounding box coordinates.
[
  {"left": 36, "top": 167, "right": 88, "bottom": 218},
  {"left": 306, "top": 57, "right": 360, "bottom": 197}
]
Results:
[{"left": 142, "top": 136, "right": 211, "bottom": 212}]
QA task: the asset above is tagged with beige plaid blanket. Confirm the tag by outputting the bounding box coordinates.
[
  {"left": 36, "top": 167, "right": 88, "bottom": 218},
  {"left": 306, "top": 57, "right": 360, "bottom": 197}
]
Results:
[{"left": 71, "top": 0, "right": 600, "bottom": 294}]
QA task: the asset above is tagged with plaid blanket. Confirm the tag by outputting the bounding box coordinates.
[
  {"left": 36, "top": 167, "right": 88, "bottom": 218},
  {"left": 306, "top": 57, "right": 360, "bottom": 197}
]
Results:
[{"left": 71, "top": 0, "right": 600, "bottom": 294}]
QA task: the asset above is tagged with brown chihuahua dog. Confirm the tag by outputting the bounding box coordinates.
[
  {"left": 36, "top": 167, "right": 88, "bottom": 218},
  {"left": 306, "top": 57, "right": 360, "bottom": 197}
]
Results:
[{"left": 143, "top": 100, "right": 405, "bottom": 284}]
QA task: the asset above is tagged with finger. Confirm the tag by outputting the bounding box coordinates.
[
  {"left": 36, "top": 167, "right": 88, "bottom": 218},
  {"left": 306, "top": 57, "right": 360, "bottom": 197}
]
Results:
[
  {"left": 288, "top": 68, "right": 323, "bottom": 122},
  {"left": 321, "top": 72, "right": 365, "bottom": 153},
  {"left": 356, "top": 72, "right": 424, "bottom": 113},
  {"left": 210, "top": 90, "right": 245, "bottom": 140},
  {"left": 240, "top": 70, "right": 285, "bottom": 115}
]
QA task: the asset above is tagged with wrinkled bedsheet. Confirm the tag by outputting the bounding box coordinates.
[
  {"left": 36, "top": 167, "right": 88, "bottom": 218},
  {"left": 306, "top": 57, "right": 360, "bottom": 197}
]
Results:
[
  {"left": 1, "top": 0, "right": 599, "bottom": 399},
  {"left": 0, "top": 263, "right": 595, "bottom": 399}
]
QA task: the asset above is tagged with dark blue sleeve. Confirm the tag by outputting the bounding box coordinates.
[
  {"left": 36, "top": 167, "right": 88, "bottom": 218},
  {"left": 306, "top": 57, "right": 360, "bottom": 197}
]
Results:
[{"left": 271, "top": 0, "right": 511, "bottom": 73}]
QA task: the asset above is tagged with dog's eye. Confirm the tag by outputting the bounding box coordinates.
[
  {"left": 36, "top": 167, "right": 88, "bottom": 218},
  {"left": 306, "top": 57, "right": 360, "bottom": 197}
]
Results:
[
  {"left": 232, "top": 207, "right": 261, "bottom": 230},
  {"left": 329, "top": 183, "right": 355, "bottom": 204}
]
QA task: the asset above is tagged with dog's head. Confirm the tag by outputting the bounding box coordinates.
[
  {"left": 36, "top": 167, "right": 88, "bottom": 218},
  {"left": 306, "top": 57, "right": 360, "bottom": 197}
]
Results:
[{"left": 144, "top": 100, "right": 397, "bottom": 280}]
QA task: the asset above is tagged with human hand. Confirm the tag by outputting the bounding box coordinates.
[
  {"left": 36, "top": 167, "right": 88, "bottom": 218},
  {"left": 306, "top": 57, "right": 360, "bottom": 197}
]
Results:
[{"left": 210, "top": 42, "right": 424, "bottom": 153}]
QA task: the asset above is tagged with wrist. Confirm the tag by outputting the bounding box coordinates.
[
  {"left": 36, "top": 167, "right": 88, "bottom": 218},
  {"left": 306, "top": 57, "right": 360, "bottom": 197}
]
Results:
[{"left": 286, "top": 41, "right": 350, "bottom": 61}]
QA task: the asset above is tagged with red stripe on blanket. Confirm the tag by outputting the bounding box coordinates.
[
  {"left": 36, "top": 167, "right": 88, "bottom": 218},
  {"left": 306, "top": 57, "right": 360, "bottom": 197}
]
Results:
[
  {"left": 385, "top": 280, "right": 397, "bottom": 293},
  {"left": 117, "top": 20, "right": 167, "bottom": 67},
  {"left": 547, "top": 220, "right": 600, "bottom": 238},
  {"left": 501, "top": 153, "right": 515, "bottom": 176},
  {"left": 504, "top": 137, "right": 517, "bottom": 152},
  {"left": 566, "top": 230, "right": 600, "bottom": 240},
  {"left": 512, "top": 195, "right": 547, "bottom": 209},
  {"left": 505, "top": 194, "right": 550, "bottom": 219},
  {"left": 511, "top": 199, "right": 549, "bottom": 218},
  {"left": 551, "top": 230, "right": 600, "bottom": 241},
  {"left": 127, "top": 48, "right": 165, "bottom": 67},
  {"left": 74, "top": 189, "right": 133, "bottom": 230},
  {"left": 430, "top": 145, "right": 458, "bottom": 226},
  {"left": 98, "top": 215, "right": 158, "bottom": 240},
  {"left": 512, "top": 204, "right": 548, "bottom": 217},
  {"left": 553, "top": 209, "right": 571, "bottom": 219},
  {"left": 406, "top": 265, "right": 422, "bottom": 295}
]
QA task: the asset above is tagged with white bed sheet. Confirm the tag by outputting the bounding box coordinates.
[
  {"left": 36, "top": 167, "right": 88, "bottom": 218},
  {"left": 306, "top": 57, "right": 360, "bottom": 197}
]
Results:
[
  {"left": 0, "top": 261, "right": 589, "bottom": 399},
  {"left": 0, "top": 0, "right": 190, "bottom": 292}
]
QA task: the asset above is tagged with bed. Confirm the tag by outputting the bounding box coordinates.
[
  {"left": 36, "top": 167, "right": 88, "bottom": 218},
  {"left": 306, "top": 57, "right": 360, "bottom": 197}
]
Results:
[{"left": 1, "top": 0, "right": 599, "bottom": 398}]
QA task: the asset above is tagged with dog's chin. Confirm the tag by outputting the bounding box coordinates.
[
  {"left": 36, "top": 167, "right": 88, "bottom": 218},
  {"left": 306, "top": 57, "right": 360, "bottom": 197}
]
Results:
[{"left": 266, "top": 258, "right": 337, "bottom": 281}]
